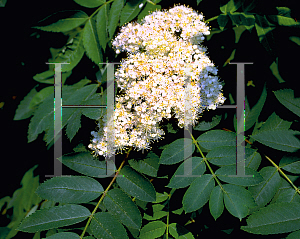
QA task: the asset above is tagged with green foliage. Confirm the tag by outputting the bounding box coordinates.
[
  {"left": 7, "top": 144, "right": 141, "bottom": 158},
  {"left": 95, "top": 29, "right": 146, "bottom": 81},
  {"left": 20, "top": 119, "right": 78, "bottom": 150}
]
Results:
[{"left": 5, "top": 0, "right": 300, "bottom": 238}]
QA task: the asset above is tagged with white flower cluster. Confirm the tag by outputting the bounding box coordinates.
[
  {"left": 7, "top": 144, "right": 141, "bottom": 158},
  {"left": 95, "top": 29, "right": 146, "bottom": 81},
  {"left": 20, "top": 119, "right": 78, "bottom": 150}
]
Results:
[{"left": 88, "top": 5, "right": 226, "bottom": 158}]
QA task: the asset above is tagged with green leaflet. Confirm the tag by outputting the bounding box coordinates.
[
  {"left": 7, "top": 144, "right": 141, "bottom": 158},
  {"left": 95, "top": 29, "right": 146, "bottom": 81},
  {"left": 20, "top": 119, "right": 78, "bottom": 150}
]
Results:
[
  {"left": 215, "top": 165, "right": 263, "bottom": 186},
  {"left": 20, "top": 165, "right": 41, "bottom": 212},
  {"left": 160, "top": 138, "right": 195, "bottom": 165},
  {"left": 96, "top": 3, "right": 108, "bottom": 51},
  {"left": 234, "top": 82, "right": 267, "bottom": 133},
  {"left": 17, "top": 204, "right": 90, "bottom": 233},
  {"left": 290, "top": 36, "right": 300, "bottom": 46},
  {"left": 193, "top": 115, "right": 222, "bottom": 131},
  {"left": 217, "top": 14, "right": 229, "bottom": 31},
  {"left": 73, "top": 0, "right": 105, "bottom": 8},
  {"left": 255, "top": 15, "right": 276, "bottom": 57},
  {"left": 197, "top": 0, "right": 203, "bottom": 5},
  {"left": 108, "top": 0, "right": 124, "bottom": 39},
  {"left": 206, "top": 146, "right": 260, "bottom": 168},
  {"left": 104, "top": 188, "right": 142, "bottom": 230},
  {"left": 279, "top": 154, "right": 300, "bottom": 174},
  {"left": 13, "top": 86, "right": 39, "bottom": 120},
  {"left": 209, "top": 185, "right": 224, "bottom": 220},
  {"left": 220, "top": 0, "right": 242, "bottom": 14},
  {"left": 32, "top": 10, "right": 88, "bottom": 32},
  {"left": 139, "top": 221, "right": 166, "bottom": 239},
  {"left": 83, "top": 18, "right": 103, "bottom": 65},
  {"left": 117, "top": 165, "right": 156, "bottom": 202},
  {"left": 268, "top": 15, "right": 300, "bottom": 27},
  {"left": 250, "top": 112, "right": 300, "bottom": 152},
  {"left": 119, "top": 0, "right": 146, "bottom": 26},
  {"left": 241, "top": 202, "right": 300, "bottom": 234},
  {"left": 128, "top": 151, "right": 160, "bottom": 177},
  {"left": 273, "top": 88, "right": 300, "bottom": 118},
  {"left": 269, "top": 57, "right": 285, "bottom": 83},
  {"left": 35, "top": 176, "right": 103, "bottom": 204},
  {"left": 29, "top": 86, "right": 53, "bottom": 109},
  {"left": 228, "top": 12, "right": 255, "bottom": 30},
  {"left": 287, "top": 230, "right": 300, "bottom": 239},
  {"left": 59, "top": 152, "right": 117, "bottom": 178},
  {"left": 196, "top": 130, "right": 236, "bottom": 150},
  {"left": 183, "top": 174, "right": 214, "bottom": 213},
  {"left": 169, "top": 223, "right": 195, "bottom": 239},
  {"left": 223, "top": 184, "right": 256, "bottom": 220},
  {"left": 90, "top": 212, "right": 128, "bottom": 239},
  {"left": 44, "top": 232, "right": 80, "bottom": 239},
  {"left": 248, "top": 166, "right": 281, "bottom": 212},
  {"left": 53, "top": 31, "right": 85, "bottom": 72},
  {"left": 33, "top": 70, "right": 71, "bottom": 85},
  {"left": 167, "top": 157, "right": 206, "bottom": 189},
  {"left": 143, "top": 203, "right": 168, "bottom": 221}
]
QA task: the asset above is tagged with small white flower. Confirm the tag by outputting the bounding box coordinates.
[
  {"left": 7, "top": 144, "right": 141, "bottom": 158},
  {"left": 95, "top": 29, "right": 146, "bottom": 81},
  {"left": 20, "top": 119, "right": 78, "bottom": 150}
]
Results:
[{"left": 139, "top": 3, "right": 143, "bottom": 8}]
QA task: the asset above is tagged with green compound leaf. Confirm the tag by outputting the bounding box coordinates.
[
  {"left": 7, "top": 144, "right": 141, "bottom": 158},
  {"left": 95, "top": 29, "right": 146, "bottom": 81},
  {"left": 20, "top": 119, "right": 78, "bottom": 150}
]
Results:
[
  {"left": 215, "top": 165, "right": 264, "bottom": 186},
  {"left": 53, "top": 31, "right": 85, "bottom": 72},
  {"left": 287, "top": 230, "right": 300, "bottom": 239},
  {"left": 83, "top": 18, "right": 103, "bottom": 65},
  {"left": 160, "top": 138, "right": 195, "bottom": 165},
  {"left": 196, "top": 130, "right": 236, "bottom": 150},
  {"left": 103, "top": 188, "right": 142, "bottom": 230},
  {"left": 27, "top": 82, "right": 101, "bottom": 145},
  {"left": 59, "top": 152, "right": 116, "bottom": 178},
  {"left": 96, "top": 3, "right": 108, "bottom": 51},
  {"left": 248, "top": 166, "right": 281, "bottom": 211},
  {"left": 90, "top": 212, "right": 128, "bottom": 239},
  {"left": 35, "top": 176, "right": 103, "bottom": 204},
  {"left": 73, "top": 0, "right": 105, "bottom": 8},
  {"left": 183, "top": 174, "right": 214, "bottom": 213},
  {"left": 128, "top": 151, "right": 160, "bottom": 177},
  {"left": 139, "top": 221, "right": 166, "bottom": 239},
  {"left": 44, "top": 232, "right": 80, "bottom": 239},
  {"left": 14, "top": 86, "right": 38, "bottom": 120},
  {"left": 209, "top": 185, "right": 224, "bottom": 220},
  {"left": 279, "top": 154, "right": 300, "bottom": 174},
  {"left": 220, "top": 0, "right": 242, "bottom": 14},
  {"left": 167, "top": 157, "right": 206, "bottom": 189},
  {"left": 138, "top": 2, "right": 161, "bottom": 21},
  {"left": 255, "top": 15, "right": 276, "bottom": 57},
  {"left": 241, "top": 202, "right": 300, "bottom": 235},
  {"left": 32, "top": 10, "right": 88, "bottom": 32},
  {"left": 120, "top": 0, "right": 146, "bottom": 26},
  {"left": 17, "top": 204, "right": 90, "bottom": 233},
  {"left": 274, "top": 88, "right": 300, "bottom": 118},
  {"left": 193, "top": 115, "right": 222, "bottom": 131},
  {"left": 223, "top": 184, "right": 256, "bottom": 220},
  {"left": 117, "top": 165, "right": 156, "bottom": 202},
  {"left": 108, "top": 0, "right": 124, "bottom": 39},
  {"left": 169, "top": 223, "right": 195, "bottom": 239}
]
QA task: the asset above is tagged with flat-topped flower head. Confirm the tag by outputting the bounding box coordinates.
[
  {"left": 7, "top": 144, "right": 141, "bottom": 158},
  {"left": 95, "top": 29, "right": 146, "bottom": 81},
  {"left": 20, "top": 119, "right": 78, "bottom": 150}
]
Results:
[{"left": 89, "top": 5, "right": 226, "bottom": 158}]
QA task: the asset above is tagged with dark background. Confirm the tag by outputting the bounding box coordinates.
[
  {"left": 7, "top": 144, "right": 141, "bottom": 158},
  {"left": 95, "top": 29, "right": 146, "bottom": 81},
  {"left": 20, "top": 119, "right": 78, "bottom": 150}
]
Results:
[{"left": 0, "top": 0, "right": 300, "bottom": 238}]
